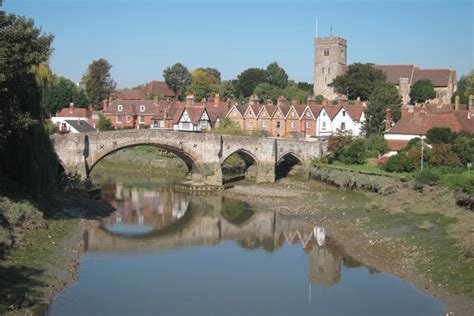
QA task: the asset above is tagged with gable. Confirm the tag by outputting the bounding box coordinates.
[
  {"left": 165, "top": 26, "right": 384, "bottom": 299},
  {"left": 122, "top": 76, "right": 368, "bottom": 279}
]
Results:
[
  {"left": 179, "top": 109, "right": 191, "bottom": 122},
  {"left": 200, "top": 109, "right": 209, "bottom": 121},
  {"left": 257, "top": 107, "right": 269, "bottom": 119}
]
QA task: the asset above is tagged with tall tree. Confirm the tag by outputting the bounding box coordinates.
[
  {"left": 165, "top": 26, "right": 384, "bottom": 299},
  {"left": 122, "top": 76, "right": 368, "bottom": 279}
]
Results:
[
  {"left": 452, "top": 70, "right": 474, "bottom": 104},
  {"left": 0, "top": 13, "right": 58, "bottom": 195},
  {"left": 163, "top": 63, "right": 191, "bottom": 101},
  {"left": 297, "top": 82, "right": 313, "bottom": 93},
  {"left": 329, "top": 63, "right": 387, "bottom": 101},
  {"left": 196, "top": 67, "right": 221, "bottom": 83},
  {"left": 409, "top": 79, "right": 436, "bottom": 104},
  {"left": 43, "top": 76, "right": 89, "bottom": 115},
  {"left": 364, "top": 82, "right": 402, "bottom": 136},
  {"left": 186, "top": 69, "right": 217, "bottom": 101},
  {"left": 265, "top": 62, "right": 288, "bottom": 88},
  {"left": 213, "top": 80, "right": 236, "bottom": 101},
  {"left": 81, "top": 58, "right": 116, "bottom": 110},
  {"left": 236, "top": 68, "right": 267, "bottom": 97}
]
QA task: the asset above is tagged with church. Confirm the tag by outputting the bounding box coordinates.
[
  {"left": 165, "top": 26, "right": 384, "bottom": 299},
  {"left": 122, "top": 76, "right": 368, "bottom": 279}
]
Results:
[{"left": 313, "top": 36, "right": 457, "bottom": 104}]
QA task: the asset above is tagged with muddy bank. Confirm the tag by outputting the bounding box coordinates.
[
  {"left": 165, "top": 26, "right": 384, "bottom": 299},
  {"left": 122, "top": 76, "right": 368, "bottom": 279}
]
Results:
[
  {"left": 0, "top": 191, "right": 113, "bottom": 315},
  {"left": 222, "top": 179, "right": 474, "bottom": 316}
]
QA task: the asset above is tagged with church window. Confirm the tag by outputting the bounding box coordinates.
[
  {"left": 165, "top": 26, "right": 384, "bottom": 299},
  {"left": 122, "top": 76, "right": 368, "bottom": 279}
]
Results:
[
  {"left": 328, "top": 67, "right": 331, "bottom": 75},
  {"left": 322, "top": 67, "right": 324, "bottom": 74},
  {"left": 324, "top": 48, "right": 329, "bottom": 56},
  {"left": 325, "top": 77, "right": 327, "bottom": 83}
]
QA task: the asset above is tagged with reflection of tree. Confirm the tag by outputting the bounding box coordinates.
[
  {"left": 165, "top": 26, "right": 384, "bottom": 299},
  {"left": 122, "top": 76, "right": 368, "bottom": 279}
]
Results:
[
  {"left": 237, "top": 237, "right": 278, "bottom": 253},
  {"left": 220, "top": 199, "right": 254, "bottom": 225}
]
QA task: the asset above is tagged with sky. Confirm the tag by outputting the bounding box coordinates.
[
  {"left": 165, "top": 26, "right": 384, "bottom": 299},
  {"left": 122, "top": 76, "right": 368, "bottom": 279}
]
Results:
[{"left": 4, "top": 0, "right": 473, "bottom": 88}]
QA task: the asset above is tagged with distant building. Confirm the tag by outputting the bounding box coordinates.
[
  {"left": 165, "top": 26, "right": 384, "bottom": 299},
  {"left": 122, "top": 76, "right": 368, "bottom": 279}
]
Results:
[
  {"left": 313, "top": 36, "right": 457, "bottom": 104},
  {"left": 313, "top": 37, "right": 347, "bottom": 99},
  {"left": 112, "top": 80, "right": 175, "bottom": 101},
  {"left": 384, "top": 95, "right": 474, "bottom": 154},
  {"left": 51, "top": 103, "right": 95, "bottom": 133}
]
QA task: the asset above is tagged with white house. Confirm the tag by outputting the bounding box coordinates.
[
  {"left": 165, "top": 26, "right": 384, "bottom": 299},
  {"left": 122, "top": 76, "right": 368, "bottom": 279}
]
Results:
[
  {"left": 51, "top": 103, "right": 95, "bottom": 133},
  {"left": 173, "top": 106, "right": 211, "bottom": 132}
]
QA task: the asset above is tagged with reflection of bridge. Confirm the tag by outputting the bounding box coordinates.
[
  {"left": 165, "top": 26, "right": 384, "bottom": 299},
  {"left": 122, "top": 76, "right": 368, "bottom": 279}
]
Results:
[
  {"left": 86, "top": 199, "right": 344, "bottom": 286},
  {"left": 51, "top": 129, "right": 325, "bottom": 185}
]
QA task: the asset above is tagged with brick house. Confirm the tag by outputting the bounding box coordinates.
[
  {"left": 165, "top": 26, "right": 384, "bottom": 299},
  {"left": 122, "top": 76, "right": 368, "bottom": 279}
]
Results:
[{"left": 112, "top": 80, "right": 175, "bottom": 101}]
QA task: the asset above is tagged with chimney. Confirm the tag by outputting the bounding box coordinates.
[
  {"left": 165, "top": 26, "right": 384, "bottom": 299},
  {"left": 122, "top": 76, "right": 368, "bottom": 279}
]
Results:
[
  {"left": 214, "top": 94, "right": 220, "bottom": 107},
  {"left": 385, "top": 107, "right": 392, "bottom": 131},
  {"left": 455, "top": 95, "right": 460, "bottom": 111},
  {"left": 408, "top": 104, "right": 415, "bottom": 113},
  {"left": 266, "top": 99, "right": 273, "bottom": 106},
  {"left": 307, "top": 95, "right": 315, "bottom": 105},
  {"left": 249, "top": 94, "right": 259, "bottom": 106},
  {"left": 186, "top": 94, "right": 194, "bottom": 106},
  {"left": 277, "top": 95, "right": 287, "bottom": 107}
]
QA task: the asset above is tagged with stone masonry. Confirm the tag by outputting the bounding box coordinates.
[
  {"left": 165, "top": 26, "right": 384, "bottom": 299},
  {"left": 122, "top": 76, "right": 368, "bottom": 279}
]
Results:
[{"left": 51, "top": 130, "right": 325, "bottom": 185}]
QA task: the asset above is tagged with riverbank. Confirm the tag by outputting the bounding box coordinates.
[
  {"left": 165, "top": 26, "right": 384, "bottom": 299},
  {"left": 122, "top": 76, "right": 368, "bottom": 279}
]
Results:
[
  {"left": 0, "top": 188, "right": 113, "bottom": 315},
  {"left": 222, "top": 177, "right": 474, "bottom": 315}
]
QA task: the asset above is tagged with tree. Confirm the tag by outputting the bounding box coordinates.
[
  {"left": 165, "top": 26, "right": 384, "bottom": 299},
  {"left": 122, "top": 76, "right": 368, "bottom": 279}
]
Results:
[
  {"left": 297, "top": 82, "right": 313, "bottom": 93},
  {"left": 364, "top": 82, "right": 402, "bottom": 135},
  {"left": 163, "top": 63, "right": 191, "bottom": 101},
  {"left": 236, "top": 68, "right": 267, "bottom": 97},
  {"left": 265, "top": 62, "right": 288, "bottom": 88},
  {"left": 186, "top": 69, "right": 219, "bottom": 101},
  {"left": 96, "top": 115, "right": 114, "bottom": 131},
  {"left": 282, "top": 84, "right": 309, "bottom": 104},
  {"left": 212, "top": 80, "right": 236, "bottom": 101},
  {"left": 452, "top": 70, "right": 474, "bottom": 104},
  {"left": 426, "top": 127, "right": 456, "bottom": 144},
  {"left": 196, "top": 67, "right": 221, "bottom": 83},
  {"left": 409, "top": 79, "right": 436, "bottom": 104},
  {"left": 43, "top": 76, "right": 89, "bottom": 115},
  {"left": 254, "top": 83, "right": 281, "bottom": 103},
  {"left": 0, "top": 13, "right": 58, "bottom": 195},
  {"left": 314, "top": 95, "right": 325, "bottom": 104},
  {"left": 329, "top": 63, "right": 387, "bottom": 101},
  {"left": 81, "top": 58, "right": 116, "bottom": 110}
]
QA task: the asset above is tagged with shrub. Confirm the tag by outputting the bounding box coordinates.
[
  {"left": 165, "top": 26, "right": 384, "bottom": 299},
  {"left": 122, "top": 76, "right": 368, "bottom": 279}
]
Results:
[
  {"left": 366, "top": 135, "right": 389, "bottom": 156},
  {"left": 452, "top": 134, "right": 474, "bottom": 165},
  {"left": 339, "top": 138, "right": 367, "bottom": 164},
  {"left": 97, "top": 114, "right": 114, "bottom": 131},
  {"left": 44, "top": 121, "right": 57, "bottom": 134},
  {"left": 431, "top": 144, "right": 462, "bottom": 167},
  {"left": 315, "top": 95, "right": 324, "bottom": 104},
  {"left": 414, "top": 169, "right": 440, "bottom": 186},
  {"left": 426, "top": 127, "right": 457, "bottom": 144},
  {"left": 384, "top": 153, "right": 416, "bottom": 172},
  {"left": 328, "top": 130, "right": 353, "bottom": 160}
]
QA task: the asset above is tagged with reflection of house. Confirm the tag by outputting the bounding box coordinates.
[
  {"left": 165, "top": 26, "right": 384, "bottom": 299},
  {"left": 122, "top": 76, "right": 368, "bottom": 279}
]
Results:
[{"left": 308, "top": 240, "right": 343, "bottom": 286}]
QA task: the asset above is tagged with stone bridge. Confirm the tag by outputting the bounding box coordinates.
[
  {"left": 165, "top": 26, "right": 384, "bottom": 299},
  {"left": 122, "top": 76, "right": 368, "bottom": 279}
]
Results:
[{"left": 51, "top": 130, "right": 326, "bottom": 185}]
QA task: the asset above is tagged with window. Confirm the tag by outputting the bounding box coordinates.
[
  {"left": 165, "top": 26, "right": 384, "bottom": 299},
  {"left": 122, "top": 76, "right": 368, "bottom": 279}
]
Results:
[
  {"left": 291, "top": 111, "right": 295, "bottom": 117},
  {"left": 140, "top": 105, "right": 146, "bottom": 112},
  {"left": 182, "top": 122, "right": 190, "bottom": 129},
  {"left": 139, "top": 115, "right": 144, "bottom": 124},
  {"left": 328, "top": 67, "right": 331, "bottom": 75},
  {"left": 325, "top": 77, "right": 327, "bottom": 83},
  {"left": 323, "top": 112, "right": 326, "bottom": 116},
  {"left": 291, "top": 122, "right": 296, "bottom": 128},
  {"left": 153, "top": 121, "right": 158, "bottom": 128},
  {"left": 117, "top": 115, "right": 122, "bottom": 123},
  {"left": 342, "top": 110, "right": 346, "bottom": 117},
  {"left": 306, "top": 122, "right": 311, "bottom": 128},
  {"left": 117, "top": 105, "right": 123, "bottom": 112},
  {"left": 276, "top": 121, "right": 281, "bottom": 128},
  {"left": 322, "top": 67, "right": 324, "bottom": 74},
  {"left": 341, "top": 122, "right": 346, "bottom": 130},
  {"left": 248, "top": 121, "right": 253, "bottom": 127},
  {"left": 307, "top": 112, "right": 311, "bottom": 117},
  {"left": 159, "top": 120, "right": 164, "bottom": 128},
  {"left": 322, "top": 121, "right": 326, "bottom": 130},
  {"left": 126, "top": 115, "right": 131, "bottom": 123},
  {"left": 324, "top": 48, "right": 329, "bottom": 56},
  {"left": 262, "top": 121, "right": 267, "bottom": 128}
]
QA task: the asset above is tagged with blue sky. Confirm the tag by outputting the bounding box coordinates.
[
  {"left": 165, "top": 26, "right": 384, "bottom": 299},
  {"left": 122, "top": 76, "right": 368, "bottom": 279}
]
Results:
[{"left": 5, "top": 0, "right": 473, "bottom": 88}]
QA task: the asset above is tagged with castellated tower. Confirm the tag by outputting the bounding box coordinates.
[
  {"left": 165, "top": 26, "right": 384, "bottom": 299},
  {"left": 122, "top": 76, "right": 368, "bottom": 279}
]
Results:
[{"left": 314, "top": 37, "right": 347, "bottom": 99}]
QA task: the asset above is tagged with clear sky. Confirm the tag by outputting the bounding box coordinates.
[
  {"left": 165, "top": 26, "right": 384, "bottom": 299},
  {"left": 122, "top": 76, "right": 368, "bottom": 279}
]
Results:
[{"left": 4, "top": 0, "right": 473, "bottom": 88}]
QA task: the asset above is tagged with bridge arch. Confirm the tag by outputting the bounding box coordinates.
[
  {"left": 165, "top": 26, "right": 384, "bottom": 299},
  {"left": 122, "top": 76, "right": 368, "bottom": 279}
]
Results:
[
  {"left": 276, "top": 152, "right": 303, "bottom": 180},
  {"left": 88, "top": 142, "right": 202, "bottom": 176},
  {"left": 220, "top": 149, "right": 259, "bottom": 183}
]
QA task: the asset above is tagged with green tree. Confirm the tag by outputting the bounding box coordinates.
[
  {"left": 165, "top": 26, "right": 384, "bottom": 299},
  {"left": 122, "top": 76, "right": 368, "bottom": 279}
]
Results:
[
  {"left": 452, "top": 133, "right": 474, "bottom": 165},
  {"left": 409, "top": 79, "right": 436, "bottom": 104},
  {"left": 186, "top": 69, "right": 218, "bottom": 101},
  {"left": 314, "top": 94, "right": 325, "bottom": 104},
  {"left": 212, "top": 80, "right": 235, "bottom": 101},
  {"left": 0, "top": 13, "right": 58, "bottom": 195},
  {"left": 452, "top": 70, "right": 474, "bottom": 104},
  {"left": 196, "top": 67, "right": 221, "bottom": 83},
  {"left": 265, "top": 62, "right": 288, "bottom": 88},
  {"left": 81, "top": 58, "right": 116, "bottom": 110},
  {"left": 282, "top": 84, "right": 309, "bottom": 104},
  {"left": 254, "top": 83, "right": 282, "bottom": 103},
  {"left": 96, "top": 115, "right": 114, "bottom": 131},
  {"left": 297, "top": 82, "right": 313, "bottom": 93},
  {"left": 163, "top": 63, "right": 191, "bottom": 101},
  {"left": 43, "top": 76, "right": 89, "bottom": 115},
  {"left": 329, "top": 63, "right": 387, "bottom": 101},
  {"left": 364, "top": 82, "right": 402, "bottom": 135},
  {"left": 426, "top": 127, "right": 456, "bottom": 144},
  {"left": 236, "top": 68, "right": 267, "bottom": 97}
]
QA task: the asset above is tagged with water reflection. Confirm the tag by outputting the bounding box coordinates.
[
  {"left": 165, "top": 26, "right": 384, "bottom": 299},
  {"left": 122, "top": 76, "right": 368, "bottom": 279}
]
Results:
[{"left": 48, "top": 172, "right": 446, "bottom": 315}]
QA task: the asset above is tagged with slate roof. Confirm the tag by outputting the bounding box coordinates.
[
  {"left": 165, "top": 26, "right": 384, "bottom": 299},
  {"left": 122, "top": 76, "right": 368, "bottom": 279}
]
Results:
[{"left": 64, "top": 120, "right": 96, "bottom": 133}]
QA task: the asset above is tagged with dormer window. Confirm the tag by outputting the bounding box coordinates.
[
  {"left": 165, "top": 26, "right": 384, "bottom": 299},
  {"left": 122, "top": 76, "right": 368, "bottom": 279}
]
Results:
[
  {"left": 140, "top": 105, "right": 146, "bottom": 112},
  {"left": 117, "top": 105, "right": 123, "bottom": 112}
]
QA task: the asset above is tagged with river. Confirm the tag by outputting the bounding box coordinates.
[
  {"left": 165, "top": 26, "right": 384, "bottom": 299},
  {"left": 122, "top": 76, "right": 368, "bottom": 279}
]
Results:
[{"left": 48, "top": 170, "right": 446, "bottom": 315}]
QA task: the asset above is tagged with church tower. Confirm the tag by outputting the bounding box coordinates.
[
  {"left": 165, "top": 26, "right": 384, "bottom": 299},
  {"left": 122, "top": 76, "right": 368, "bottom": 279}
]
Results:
[{"left": 314, "top": 37, "right": 347, "bottom": 99}]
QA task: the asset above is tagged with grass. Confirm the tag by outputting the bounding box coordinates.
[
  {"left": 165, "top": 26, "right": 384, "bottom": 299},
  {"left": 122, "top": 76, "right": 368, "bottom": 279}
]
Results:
[
  {"left": 320, "top": 161, "right": 412, "bottom": 178},
  {"left": 439, "top": 170, "right": 474, "bottom": 194}
]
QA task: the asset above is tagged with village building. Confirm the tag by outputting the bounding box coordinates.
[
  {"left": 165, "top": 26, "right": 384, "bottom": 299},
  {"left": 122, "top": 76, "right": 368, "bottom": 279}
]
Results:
[
  {"left": 104, "top": 99, "right": 161, "bottom": 129},
  {"left": 314, "top": 36, "right": 457, "bottom": 104},
  {"left": 112, "top": 80, "right": 175, "bottom": 101},
  {"left": 384, "top": 95, "right": 474, "bottom": 154},
  {"left": 51, "top": 102, "right": 96, "bottom": 133}
]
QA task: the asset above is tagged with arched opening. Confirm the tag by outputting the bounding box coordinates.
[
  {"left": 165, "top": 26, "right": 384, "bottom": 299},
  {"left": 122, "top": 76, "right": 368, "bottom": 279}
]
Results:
[
  {"left": 221, "top": 150, "right": 258, "bottom": 184},
  {"left": 88, "top": 144, "right": 197, "bottom": 180},
  {"left": 276, "top": 153, "right": 302, "bottom": 180}
]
